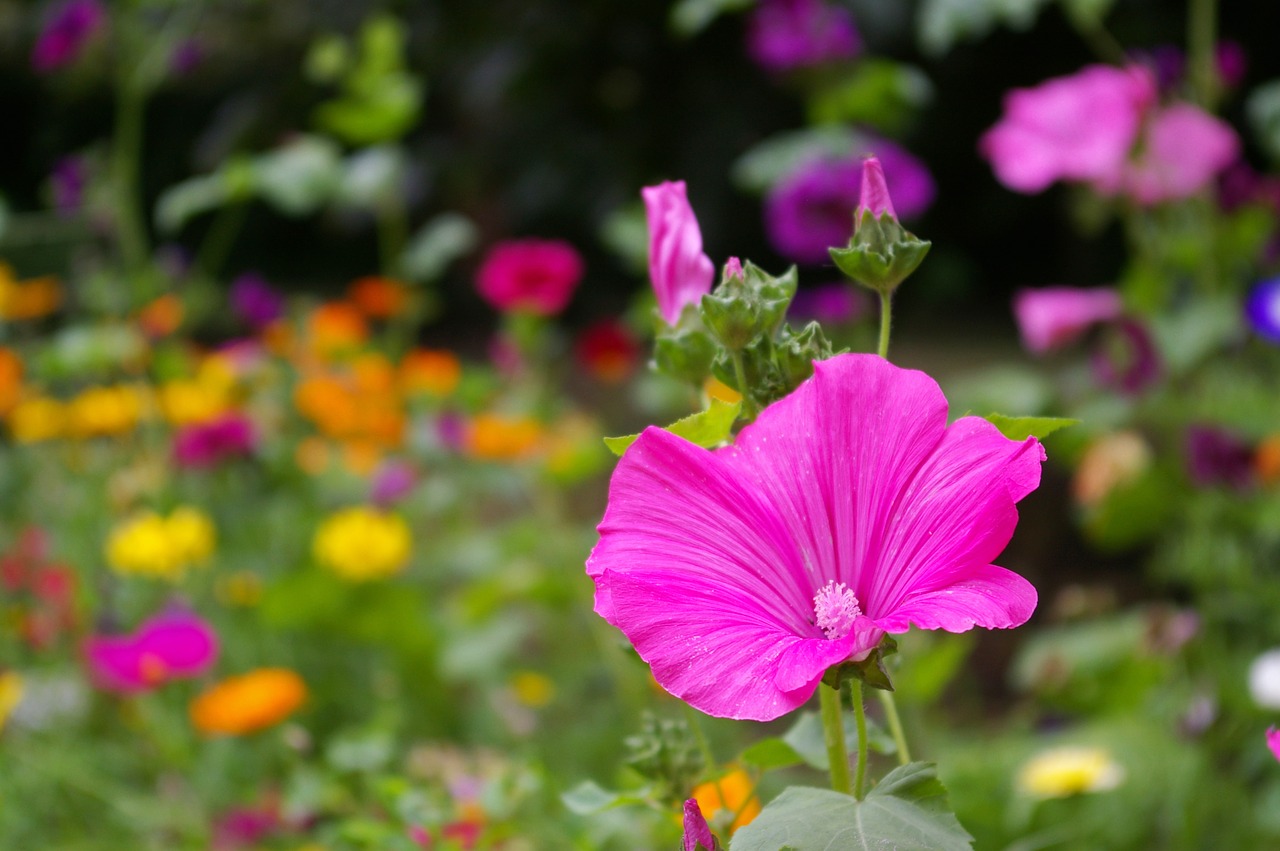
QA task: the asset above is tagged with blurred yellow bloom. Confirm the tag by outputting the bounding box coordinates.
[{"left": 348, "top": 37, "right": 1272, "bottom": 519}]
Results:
[
  {"left": 0, "top": 263, "right": 62, "bottom": 321},
  {"left": 1016, "top": 745, "right": 1125, "bottom": 799},
  {"left": 9, "top": 396, "right": 65, "bottom": 443},
  {"left": 692, "top": 768, "right": 760, "bottom": 834},
  {"left": 306, "top": 301, "right": 368, "bottom": 358},
  {"left": 1256, "top": 434, "right": 1280, "bottom": 486},
  {"left": 106, "top": 507, "right": 216, "bottom": 580},
  {"left": 158, "top": 379, "right": 229, "bottom": 426},
  {"left": 466, "top": 413, "right": 543, "bottom": 461},
  {"left": 0, "top": 671, "right": 23, "bottom": 732},
  {"left": 66, "top": 384, "right": 149, "bottom": 438},
  {"left": 510, "top": 671, "right": 555, "bottom": 708},
  {"left": 190, "top": 668, "right": 307, "bottom": 736},
  {"left": 313, "top": 506, "right": 411, "bottom": 581}
]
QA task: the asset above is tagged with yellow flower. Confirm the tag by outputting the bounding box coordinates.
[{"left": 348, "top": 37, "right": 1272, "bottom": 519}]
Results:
[
  {"left": 190, "top": 668, "right": 307, "bottom": 736},
  {"left": 106, "top": 507, "right": 216, "bottom": 580},
  {"left": 510, "top": 671, "right": 555, "bottom": 708},
  {"left": 158, "top": 378, "right": 229, "bottom": 426},
  {"left": 0, "top": 263, "right": 62, "bottom": 321},
  {"left": 704, "top": 376, "right": 742, "bottom": 405},
  {"left": 9, "top": 396, "right": 65, "bottom": 443},
  {"left": 313, "top": 506, "right": 411, "bottom": 581},
  {"left": 0, "top": 671, "right": 23, "bottom": 733},
  {"left": 1016, "top": 745, "right": 1125, "bottom": 799},
  {"left": 692, "top": 768, "right": 760, "bottom": 834},
  {"left": 66, "top": 384, "right": 149, "bottom": 438}
]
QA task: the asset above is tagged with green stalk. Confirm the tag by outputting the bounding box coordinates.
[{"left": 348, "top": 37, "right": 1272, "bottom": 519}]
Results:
[
  {"left": 730, "top": 350, "right": 758, "bottom": 420},
  {"left": 876, "top": 690, "right": 911, "bottom": 766},
  {"left": 876, "top": 292, "right": 892, "bottom": 360},
  {"left": 1187, "top": 0, "right": 1219, "bottom": 109},
  {"left": 819, "top": 681, "right": 853, "bottom": 797},
  {"left": 112, "top": 74, "right": 151, "bottom": 292},
  {"left": 851, "top": 680, "right": 868, "bottom": 798}
]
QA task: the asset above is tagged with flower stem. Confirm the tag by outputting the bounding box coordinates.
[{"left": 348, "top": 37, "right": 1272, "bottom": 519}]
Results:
[
  {"left": 818, "top": 681, "right": 853, "bottom": 797},
  {"left": 851, "top": 679, "right": 868, "bottom": 798},
  {"left": 876, "top": 292, "right": 892, "bottom": 360},
  {"left": 112, "top": 73, "right": 151, "bottom": 293},
  {"left": 876, "top": 690, "right": 911, "bottom": 766},
  {"left": 730, "top": 350, "right": 758, "bottom": 420},
  {"left": 1187, "top": 0, "right": 1219, "bottom": 109}
]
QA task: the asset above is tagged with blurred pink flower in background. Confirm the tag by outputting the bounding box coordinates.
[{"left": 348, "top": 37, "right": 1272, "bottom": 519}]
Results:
[
  {"left": 588, "top": 354, "right": 1044, "bottom": 721},
  {"left": 85, "top": 609, "right": 218, "bottom": 694},
  {"left": 642, "top": 181, "right": 715, "bottom": 325},
  {"left": 788, "top": 283, "right": 870, "bottom": 325},
  {"left": 230, "top": 273, "right": 285, "bottom": 331},
  {"left": 1108, "top": 103, "right": 1239, "bottom": 204},
  {"left": 475, "top": 239, "right": 583, "bottom": 316},
  {"left": 31, "top": 0, "right": 105, "bottom": 72},
  {"left": 1012, "top": 286, "right": 1124, "bottom": 354},
  {"left": 745, "top": 0, "right": 861, "bottom": 72},
  {"left": 370, "top": 460, "right": 417, "bottom": 507},
  {"left": 1268, "top": 727, "right": 1280, "bottom": 763},
  {"left": 174, "top": 413, "right": 257, "bottom": 468}
]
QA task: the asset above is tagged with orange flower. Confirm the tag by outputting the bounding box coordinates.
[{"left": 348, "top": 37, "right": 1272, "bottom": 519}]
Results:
[
  {"left": 137, "top": 294, "right": 184, "bottom": 337},
  {"left": 348, "top": 276, "right": 410, "bottom": 319},
  {"left": 1257, "top": 434, "right": 1280, "bottom": 486},
  {"left": 399, "top": 348, "right": 461, "bottom": 398},
  {"left": 0, "top": 264, "right": 62, "bottom": 321},
  {"left": 691, "top": 768, "right": 760, "bottom": 834},
  {"left": 306, "top": 302, "right": 368, "bottom": 358},
  {"left": 466, "top": 414, "right": 543, "bottom": 461},
  {"left": 0, "top": 347, "right": 22, "bottom": 416},
  {"left": 190, "top": 668, "right": 307, "bottom": 736},
  {"left": 351, "top": 353, "right": 397, "bottom": 395}
]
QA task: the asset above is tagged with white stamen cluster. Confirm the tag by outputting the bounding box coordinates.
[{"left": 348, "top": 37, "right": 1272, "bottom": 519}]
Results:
[{"left": 813, "top": 580, "right": 862, "bottom": 640}]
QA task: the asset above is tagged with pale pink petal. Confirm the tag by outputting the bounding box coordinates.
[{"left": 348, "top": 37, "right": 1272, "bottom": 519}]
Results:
[
  {"left": 1013, "top": 286, "right": 1124, "bottom": 354},
  {"left": 1117, "top": 103, "right": 1240, "bottom": 205},
  {"left": 643, "top": 181, "right": 715, "bottom": 325}
]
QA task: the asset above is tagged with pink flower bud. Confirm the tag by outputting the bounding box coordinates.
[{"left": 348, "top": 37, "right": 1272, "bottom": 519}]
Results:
[
  {"left": 855, "top": 156, "right": 896, "bottom": 222},
  {"left": 642, "top": 181, "right": 715, "bottom": 325}
]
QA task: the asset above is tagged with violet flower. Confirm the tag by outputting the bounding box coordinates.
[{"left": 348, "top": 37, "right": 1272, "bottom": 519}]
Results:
[
  {"left": 50, "top": 156, "right": 88, "bottom": 216},
  {"left": 31, "top": 0, "right": 105, "bottom": 72},
  {"left": 764, "top": 142, "right": 934, "bottom": 265},
  {"left": 682, "top": 798, "right": 720, "bottom": 851},
  {"left": 642, "top": 181, "right": 715, "bottom": 326},
  {"left": 84, "top": 609, "right": 218, "bottom": 694},
  {"left": 587, "top": 354, "right": 1044, "bottom": 721},
  {"left": 745, "top": 0, "right": 861, "bottom": 72},
  {"left": 1012, "top": 286, "right": 1124, "bottom": 354},
  {"left": 1245, "top": 277, "right": 1280, "bottom": 343},
  {"left": 230, "top": 273, "right": 285, "bottom": 330},
  {"left": 1184, "top": 424, "right": 1254, "bottom": 490},
  {"left": 788, "top": 283, "right": 870, "bottom": 325},
  {"left": 1091, "top": 318, "right": 1161, "bottom": 395},
  {"left": 370, "top": 460, "right": 417, "bottom": 507}
]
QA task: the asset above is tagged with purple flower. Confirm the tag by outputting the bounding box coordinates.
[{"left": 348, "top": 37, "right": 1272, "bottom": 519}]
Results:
[
  {"left": 1091, "top": 318, "right": 1161, "bottom": 395},
  {"left": 1012, "top": 286, "right": 1124, "bottom": 354},
  {"left": 745, "top": 0, "right": 861, "bottom": 72},
  {"left": 370, "top": 460, "right": 417, "bottom": 507},
  {"left": 764, "top": 142, "right": 935, "bottom": 265},
  {"left": 50, "top": 156, "right": 88, "bottom": 216},
  {"left": 1185, "top": 424, "right": 1254, "bottom": 490},
  {"left": 682, "top": 799, "right": 720, "bottom": 851},
  {"left": 642, "top": 181, "right": 715, "bottom": 326},
  {"left": 1268, "top": 727, "right": 1280, "bottom": 763},
  {"left": 587, "top": 354, "right": 1044, "bottom": 721},
  {"left": 84, "top": 609, "right": 218, "bottom": 694},
  {"left": 174, "top": 414, "right": 257, "bottom": 469},
  {"left": 230, "top": 273, "right": 285, "bottom": 330},
  {"left": 169, "top": 40, "right": 204, "bottom": 76},
  {"left": 1245, "top": 278, "right": 1280, "bottom": 343},
  {"left": 31, "top": 0, "right": 106, "bottom": 73},
  {"left": 788, "top": 282, "right": 870, "bottom": 325}
]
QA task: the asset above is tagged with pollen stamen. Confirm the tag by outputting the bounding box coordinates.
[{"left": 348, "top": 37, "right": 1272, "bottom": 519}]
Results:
[{"left": 813, "top": 580, "right": 862, "bottom": 640}]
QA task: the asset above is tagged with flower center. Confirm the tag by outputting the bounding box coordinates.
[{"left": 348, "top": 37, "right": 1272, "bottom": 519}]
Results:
[{"left": 813, "top": 580, "right": 862, "bottom": 640}]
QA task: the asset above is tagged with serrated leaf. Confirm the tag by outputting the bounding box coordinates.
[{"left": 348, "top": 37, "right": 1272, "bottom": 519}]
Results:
[
  {"left": 739, "top": 737, "right": 805, "bottom": 772},
  {"left": 604, "top": 399, "right": 741, "bottom": 456},
  {"left": 730, "top": 764, "right": 972, "bottom": 850},
  {"left": 983, "top": 413, "right": 1078, "bottom": 441}
]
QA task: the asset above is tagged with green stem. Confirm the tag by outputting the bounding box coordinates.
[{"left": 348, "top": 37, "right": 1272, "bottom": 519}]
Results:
[
  {"left": 876, "top": 690, "right": 911, "bottom": 766},
  {"left": 851, "top": 679, "right": 868, "bottom": 799},
  {"left": 377, "top": 198, "right": 409, "bottom": 279},
  {"left": 819, "top": 681, "right": 853, "bottom": 797},
  {"left": 1187, "top": 0, "right": 1219, "bottom": 109},
  {"left": 193, "top": 200, "right": 249, "bottom": 280},
  {"left": 876, "top": 292, "right": 892, "bottom": 360},
  {"left": 113, "top": 75, "right": 150, "bottom": 292},
  {"left": 730, "top": 350, "right": 758, "bottom": 420}
]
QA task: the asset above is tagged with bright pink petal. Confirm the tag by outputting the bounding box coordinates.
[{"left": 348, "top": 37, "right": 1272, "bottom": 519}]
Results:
[
  {"left": 136, "top": 611, "right": 219, "bottom": 677},
  {"left": 642, "top": 181, "right": 715, "bottom": 325},
  {"left": 84, "top": 636, "right": 150, "bottom": 693},
  {"left": 855, "top": 156, "right": 896, "bottom": 221},
  {"left": 1268, "top": 727, "right": 1280, "bottom": 763}
]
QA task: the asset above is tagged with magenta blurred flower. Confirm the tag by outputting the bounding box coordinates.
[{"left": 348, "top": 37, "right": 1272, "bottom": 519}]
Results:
[
  {"left": 765, "top": 142, "right": 935, "bottom": 264},
  {"left": 230, "top": 273, "right": 285, "bottom": 330},
  {"left": 370, "top": 460, "right": 417, "bottom": 507},
  {"left": 789, "top": 282, "right": 870, "bottom": 325},
  {"left": 1091, "top": 318, "right": 1161, "bottom": 395},
  {"left": 682, "top": 798, "right": 720, "bottom": 851},
  {"left": 1185, "top": 424, "right": 1254, "bottom": 490},
  {"left": 642, "top": 181, "right": 715, "bottom": 325},
  {"left": 174, "top": 413, "right": 257, "bottom": 468},
  {"left": 31, "top": 0, "right": 105, "bottom": 72},
  {"left": 1013, "top": 286, "right": 1124, "bottom": 354},
  {"left": 213, "top": 805, "right": 280, "bottom": 850},
  {"left": 587, "top": 354, "right": 1044, "bottom": 721},
  {"left": 85, "top": 609, "right": 218, "bottom": 694},
  {"left": 475, "top": 239, "right": 583, "bottom": 316},
  {"left": 1245, "top": 277, "right": 1280, "bottom": 343},
  {"left": 1268, "top": 727, "right": 1280, "bottom": 763},
  {"left": 50, "top": 156, "right": 88, "bottom": 216},
  {"left": 981, "top": 65, "right": 1154, "bottom": 194},
  {"left": 745, "top": 0, "right": 861, "bottom": 72},
  {"left": 1102, "top": 103, "right": 1239, "bottom": 204}
]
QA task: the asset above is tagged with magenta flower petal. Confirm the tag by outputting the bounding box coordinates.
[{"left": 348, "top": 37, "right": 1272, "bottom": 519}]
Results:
[
  {"left": 588, "top": 354, "right": 1044, "bottom": 721},
  {"left": 642, "top": 181, "right": 716, "bottom": 326},
  {"left": 1013, "top": 286, "right": 1124, "bottom": 354},
  {"left": 85, "top": 609, "right": 218, "bottom": 693},
  {"left": 682, "top": 799, "right": 719, "bottom": 851},
  {"left": 1114, "top": 103, "right": 1239, "bottom": 205},
  {"left": 1268, "top": 727, "right": 1280, "bottom": 763}
]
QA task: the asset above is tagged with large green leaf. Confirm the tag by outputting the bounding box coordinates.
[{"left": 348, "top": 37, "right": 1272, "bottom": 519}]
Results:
[
  {"left": 730, "top": 763, "right": 972, "bottom": 850},
  {"left": 604, "top": 398, "right": 741, "bottom": 456}
]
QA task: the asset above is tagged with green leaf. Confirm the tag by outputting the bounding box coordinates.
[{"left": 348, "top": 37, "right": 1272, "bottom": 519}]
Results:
[
  {"left": 807, "top": 60, "right": 933, "bottom": 133},
  {"left": 917, "top": 0, "right": 1052, "bottom": 56},
  {"left": 560, "top": 781, "right": 654, "bottom": 815},
  {"left": 669, "top": 0, "right": 753, "bottom": 37},
  {"left": 739, "top": 737, "right": 805, "bottom": 772},
  {"left": 731, "top": 127, "right": 869, "bottom": 194},
  {"left": 982, "top": 414, "right": 1078, "bottom": 441},
  {"left": 1246, "top": 79, "right": 1280, "bottom": 162},
  {"left": 1059, "top": 0, "right": 1117, "bottom": 27},
  {"left": 604, "top": 398, "right": 741, "bottom": 456},
  {"left": 782, "top": 709, "right": 895, "bottom": 772},
  {"left": 252, "top": 136, "right": 343, "bottom": 215},
  {"left": 400, "top": 213, "right": 479, "bottom": 284},
  {"left": 731, "top": 764, "right": 972, "bottom": 850}
]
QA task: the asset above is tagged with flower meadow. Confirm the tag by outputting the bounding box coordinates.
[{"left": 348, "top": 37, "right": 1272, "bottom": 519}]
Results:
[{"left": 6, "top": 1, "right": 1280, "bottom": 849}]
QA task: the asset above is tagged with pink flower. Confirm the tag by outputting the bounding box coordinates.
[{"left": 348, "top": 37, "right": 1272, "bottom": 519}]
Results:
[
  {"left": 980, "top": 65, "right": 1154, "bottom": 194},
  {"left": 642, "top": 181, "right": 715, "bottom": 326},
  {"left": 855, "top": 156, "right": 896, "bottom": 222},
  {"left": 745, "top": 0, "right": 861, "bottom": 72},
  {"left": 1107, "top": 104, "right": 1239, "bottom": 204},
  {"left": 682, "top": 799, "right": 720, "bottom": 851},
  {"left": 475, "top": 239, "right": 583, "bottom": 316},
  {"left": 31, "top": 0, "right": 105, "bottom": 72},
  {"left": 587, "top": 354, "right": 1044, "bottom": 721},
  {"left": 1012, "top": 287, "right": 1124, "bottom": 354},
  {"left": 1268, "top": 727, "right": 1280, "bottom": 763},
  {"left": 85, "top": 609, "right": 218, "bottom": 694},
  {"left": 174, "top": 413, "right": 257, "bottom": 468}
]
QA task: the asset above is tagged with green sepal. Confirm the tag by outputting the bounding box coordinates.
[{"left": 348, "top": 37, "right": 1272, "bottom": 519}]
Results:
[
  {"left": 829, "top": 210, "right": 931, "bottom": 295},
  {"left": 653, "top": 319, "right": 717, "bottom": 386},
  {"left": 821, "top": 634, "right": 898, "bottom": 692},
  {"left": 699, "top": 262, "right": 797, "bottom": 351}
]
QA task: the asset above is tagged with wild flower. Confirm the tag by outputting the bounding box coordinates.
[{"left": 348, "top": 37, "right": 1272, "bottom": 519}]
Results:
[
  {"left": 0, "top": 264, "right": 63, "bottom": 321},
  {"left": 588, "top": 354, "right": 1044, "bottom": 720},
  {"left": 229, "top": 273, "right": 285, "bottom": 331},
  {"left": 347, "top": 275, "right": 410, "bottom": 319},
  {"left": 190, "top": 668, "right": 307, "bottom": 736},
  {"left": 1016, "top": 745, "right": 1125, "bottom": 798},
  {"left": 1012, "top": 287, "right": 1124, "bottom": 354},
  {"left": 313, "top": 506, "right": 411, "bottom": 581},
  {"left": 744, "top": 0, "right": 860, "bottom": 72},
  {"left": 84, "top": 609, "right": 218, "bottom": 694},
  {"left": 1268, "top": 728, "right": 1280, "bottom": 763},
  {"left": 465, "top": 413, "right": 544, "bottom": 462},
  {"left": 691, "top": 769, "right": 759, "bottom": 835},
  {"left": 575, "top": 319, "right": 640, "bottom": 383},
  {"left": 106, "top": 507, "right": 216, "bottom": 581},
  {"left": 1244, "top": 277, "right": 1280, "bottom": 343},
  {"left": 475, "top": 239, "right": 583, "bottom": 316},
  {"left": 173, "top": 413, "right": 257, "bottom": 468},
  {"left": 31, "top": 0, "right": 105, "bottom": 72},
  {"left": 399, "top": 348, "right": 461, "bottom": 398},
  {"left": 8, "top": 396, "right": 65, "bottom": 443}
]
